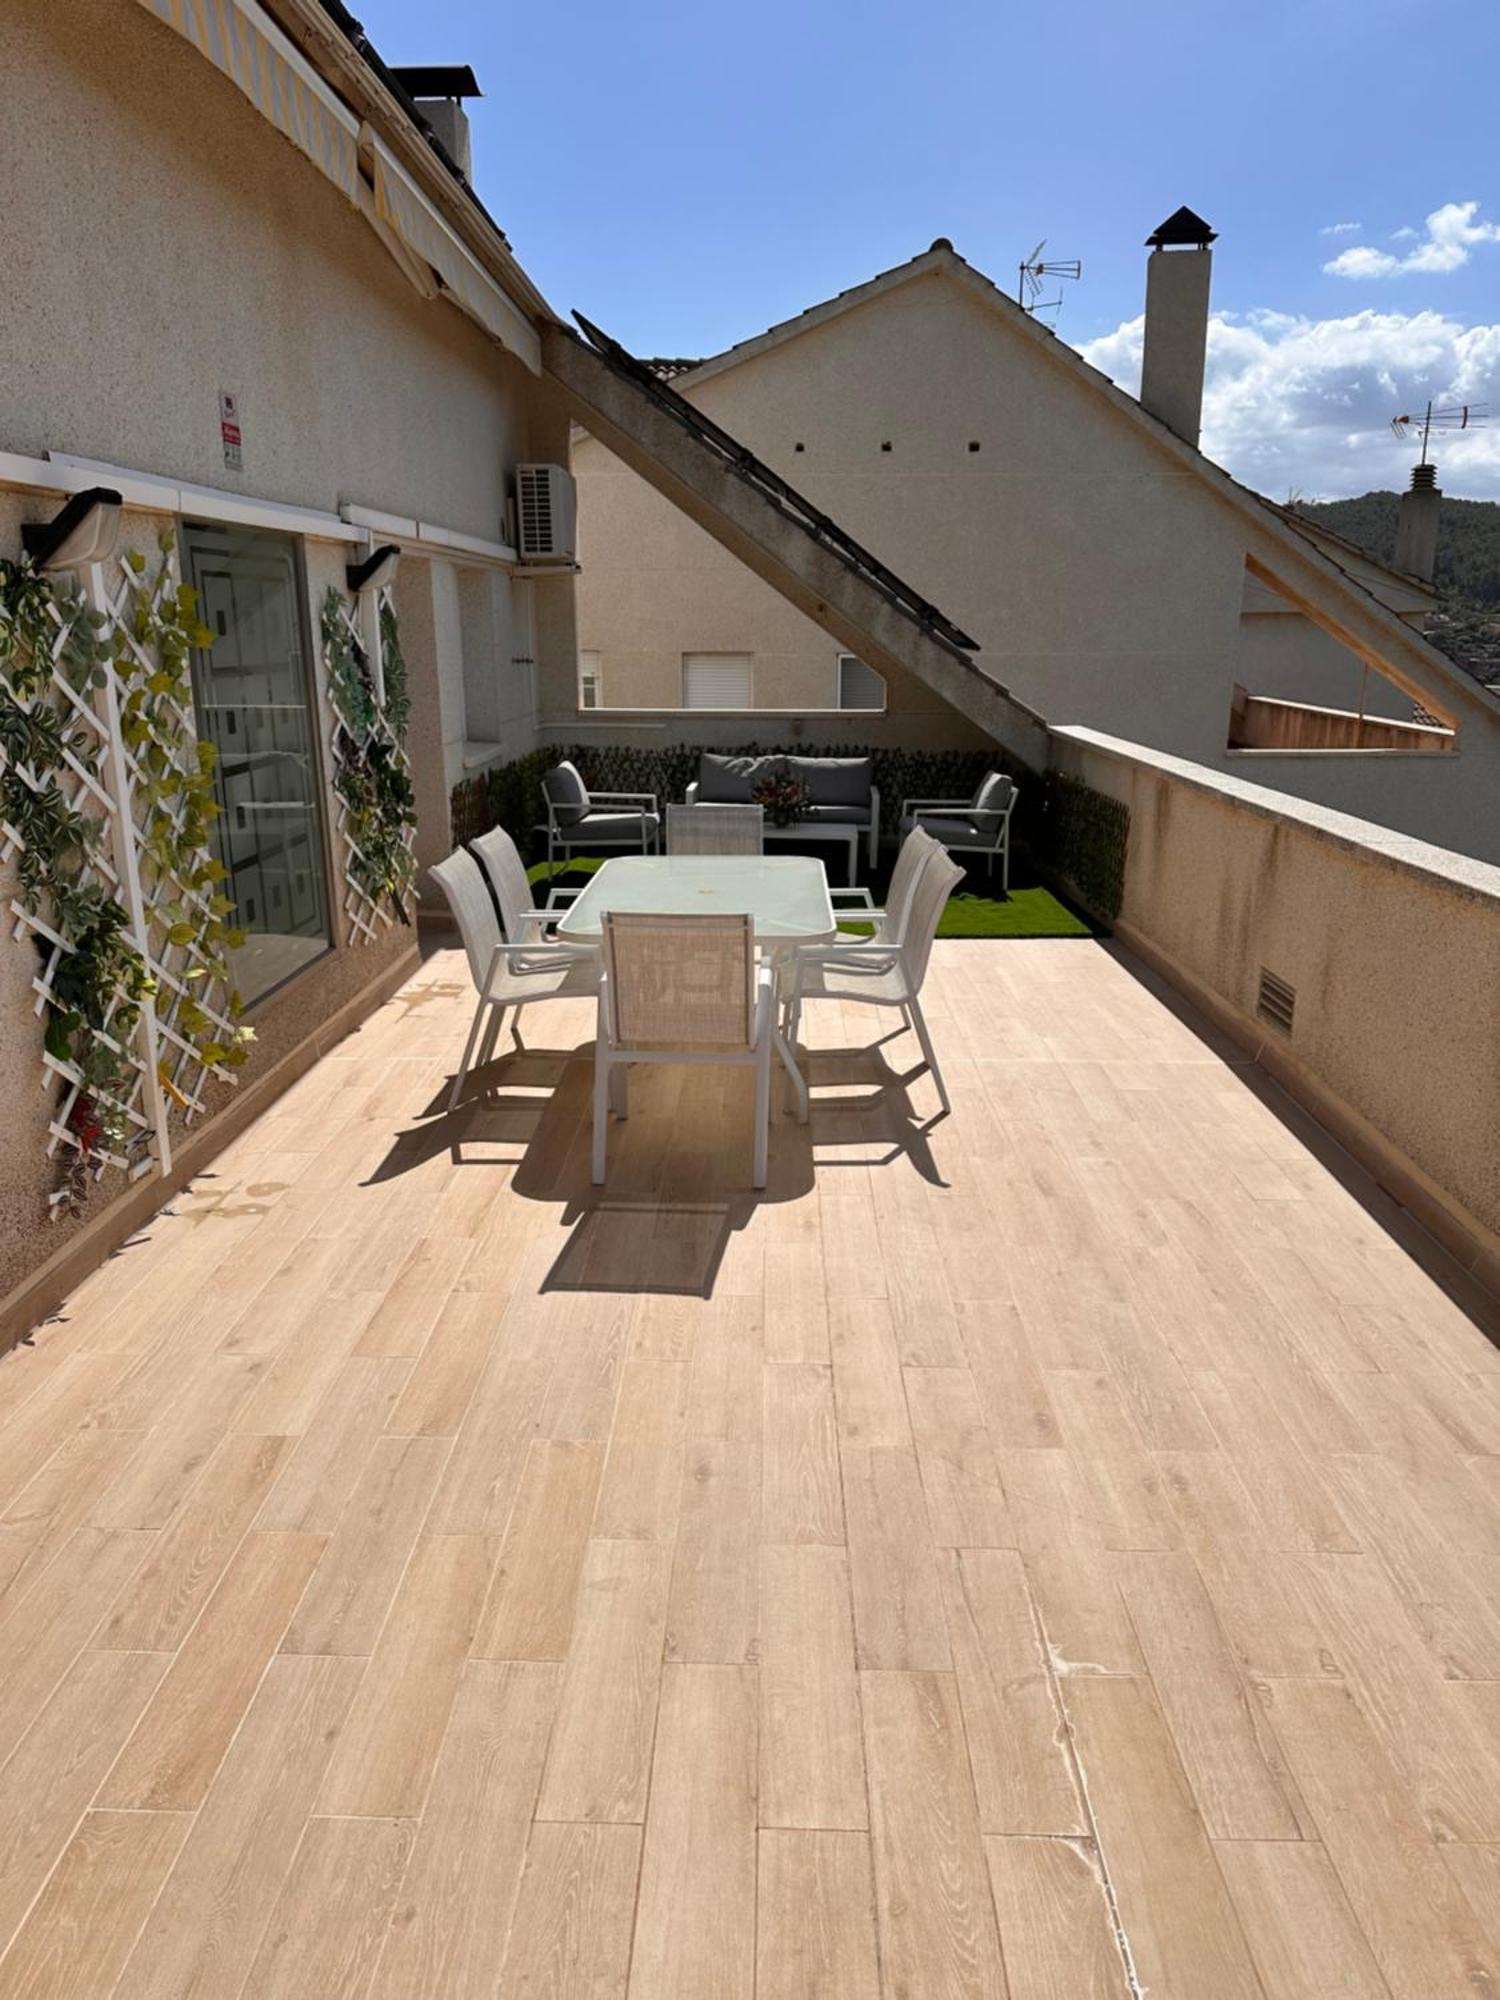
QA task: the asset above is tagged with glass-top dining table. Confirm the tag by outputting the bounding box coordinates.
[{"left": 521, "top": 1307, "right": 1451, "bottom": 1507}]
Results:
[
  {"left": 552, "top": 853, "right": 837, "bottom": 948},
  {"left": 553, "top": 855, "right": 834, "bottom": 1117}
]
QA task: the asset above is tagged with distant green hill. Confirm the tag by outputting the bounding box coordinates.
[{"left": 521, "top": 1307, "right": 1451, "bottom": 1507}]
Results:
[{"left": 1292, "top": 490, "right": 1500, "bottom": 606}]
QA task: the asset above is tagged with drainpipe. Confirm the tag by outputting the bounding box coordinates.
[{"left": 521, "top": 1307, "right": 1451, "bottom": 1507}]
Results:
[{"left": 1139, "top": 207, "right": 1217, "bottom": 448}]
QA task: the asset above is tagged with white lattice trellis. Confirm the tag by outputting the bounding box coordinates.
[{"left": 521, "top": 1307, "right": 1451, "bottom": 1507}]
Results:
[
  {"left": 322, "top": 586, "right": 417, "bottom": 945},
  {"left": 1, "top": 546, "right": 245, "bottom": 1213},
  {"left": 90, "top": 550, "right": 244, "bottom": 1126}
]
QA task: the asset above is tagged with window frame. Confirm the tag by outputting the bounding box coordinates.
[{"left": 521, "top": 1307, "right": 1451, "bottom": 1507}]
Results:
[{"left": 182, "top": 520, "right": 337, "bottom": 1011}]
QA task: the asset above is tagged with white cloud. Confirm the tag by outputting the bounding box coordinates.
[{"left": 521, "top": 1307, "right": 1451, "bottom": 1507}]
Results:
[
  {"left": 1320, "top": 221, "right": 1362, "bottom": 236},
  {"left": 1325, "top": 200, "right": 1500, "bottom": 278},
  {"left": 1391, "top": 225, "right": 1419, "bottom": 241},
  {"left": 1078, "top": 306, "right": 1500, "bottom": 499}
]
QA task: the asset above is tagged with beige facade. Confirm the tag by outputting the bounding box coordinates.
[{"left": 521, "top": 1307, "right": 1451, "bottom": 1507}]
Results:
[
  {"left": 0, "top": 0, "right": 576, "bottom": 1329},
  {"left": 574, "top": 247, "right": 1500, "bottom": 863}
]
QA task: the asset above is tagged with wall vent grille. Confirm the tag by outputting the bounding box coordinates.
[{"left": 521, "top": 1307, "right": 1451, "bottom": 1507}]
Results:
[{"left": 1257, "top": 966, "right": 1296, "bottom": 1034}]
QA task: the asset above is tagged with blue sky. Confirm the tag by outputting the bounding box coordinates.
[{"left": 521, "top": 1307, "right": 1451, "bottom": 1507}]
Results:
[{"left": 356, "top": 0, "right": 1500, "bottom": 498}]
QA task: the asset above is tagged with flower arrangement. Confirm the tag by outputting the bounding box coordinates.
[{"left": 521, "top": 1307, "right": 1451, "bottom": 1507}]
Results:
[{"left": 751, "top": 771, "right": 810, "bottom": 828}]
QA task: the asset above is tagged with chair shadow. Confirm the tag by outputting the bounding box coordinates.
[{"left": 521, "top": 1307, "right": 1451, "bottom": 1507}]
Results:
[{"left": 360, "top": 1024, "right": 952, "bottom": 1297}]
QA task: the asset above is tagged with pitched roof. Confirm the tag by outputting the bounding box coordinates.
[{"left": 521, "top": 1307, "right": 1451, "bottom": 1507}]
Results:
[{"left": 658, "top": 242, "right": 1484, "bottom": 711}]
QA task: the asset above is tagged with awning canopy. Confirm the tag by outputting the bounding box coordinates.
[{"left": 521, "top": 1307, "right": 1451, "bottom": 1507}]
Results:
[
  {"left": 369, "top": 136, "right": 540, "bottom": 372},
  {"left": 134, "top": 0, "right": 360, "bottom": 200},
  {"left": 133, "top": 0, "right": 540, "bottom": 372}
]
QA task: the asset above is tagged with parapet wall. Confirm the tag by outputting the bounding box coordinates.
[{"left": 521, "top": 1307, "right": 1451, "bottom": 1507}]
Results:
[{"left": 1050, "top": 725, "right": 1500, "bottom": 1286}]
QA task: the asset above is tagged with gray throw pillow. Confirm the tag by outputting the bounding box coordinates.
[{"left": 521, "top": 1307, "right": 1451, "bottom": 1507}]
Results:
[{"left": 544, "top": 759, "right": 590, "bottom": 827}]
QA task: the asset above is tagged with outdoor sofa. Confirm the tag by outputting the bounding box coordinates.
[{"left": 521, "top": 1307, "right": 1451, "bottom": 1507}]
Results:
[{"left": 685, "top": 752, "right": 880, "bottom": 879}]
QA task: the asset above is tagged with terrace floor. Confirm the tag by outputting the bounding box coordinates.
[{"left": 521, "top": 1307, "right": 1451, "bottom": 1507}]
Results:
[{"left": 2, "top": 937, "right": 1500, "bottom": 1997}]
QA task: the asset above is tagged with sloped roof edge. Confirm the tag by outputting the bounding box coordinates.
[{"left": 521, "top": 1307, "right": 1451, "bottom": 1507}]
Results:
[{"left": 664, "top": 245, "right": 1489, "bottom": 719}]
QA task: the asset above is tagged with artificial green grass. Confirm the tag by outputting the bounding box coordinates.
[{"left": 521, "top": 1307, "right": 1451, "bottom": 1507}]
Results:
[{"left": 526, "top": 856, "right": 1094, "bottom": 940}]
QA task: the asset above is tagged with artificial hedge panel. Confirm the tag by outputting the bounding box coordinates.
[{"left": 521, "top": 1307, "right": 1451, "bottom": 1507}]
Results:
[
  {"left": 450, "top": 742, "right": 1027, "bottom": 855},
  {"left": 1036, "top": 770, "right": 1130, "bottom": 922}
]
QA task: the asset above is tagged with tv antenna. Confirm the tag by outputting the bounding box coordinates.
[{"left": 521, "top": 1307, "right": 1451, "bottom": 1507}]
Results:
[
  {"left": 1391, "top": 399, "right": 1486, "bottom": 462},
  {"left": 1017, "top": 240, "right": 1082, "bottom": 322}
]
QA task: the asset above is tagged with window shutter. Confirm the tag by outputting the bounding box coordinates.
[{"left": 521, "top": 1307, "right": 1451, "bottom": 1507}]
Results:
[
  {"left": 682, "top": 654, "right": 752, "bottom": 708},
  {"left": 838, "top": 655, "right": 886, "bottom": 711}
]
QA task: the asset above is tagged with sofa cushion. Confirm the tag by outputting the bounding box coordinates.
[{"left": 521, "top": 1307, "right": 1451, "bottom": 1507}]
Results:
[
  {"left": 900, "top": 812, "right": 985, "bottom": 844},
  {"left": 786, "top": 755, "right": 872, "bottom": 807},
  {"left": 970, "top": 771, "right": 1015, "bottom": 818},
  {"left": 544, "top": 759, "right": 590, "bottom": 827},
  {"left": 562, "top": 810, "right": 660, "bottom": 841},
  {"left": 698, "top": 752, "right": 788, "bottom": 803},
  {"left": 798, "top": 803, "right": 872, "bottom": 828}
]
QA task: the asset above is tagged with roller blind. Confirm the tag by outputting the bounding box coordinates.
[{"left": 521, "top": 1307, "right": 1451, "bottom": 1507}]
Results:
[{"left": 682, "top": 654, "right": 752, "bottom": 709}]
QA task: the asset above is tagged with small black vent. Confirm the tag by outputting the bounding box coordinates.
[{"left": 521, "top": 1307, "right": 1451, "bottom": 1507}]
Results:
[{"left": 1257, "top": 967, "right": 1296, "bottom": 1034}]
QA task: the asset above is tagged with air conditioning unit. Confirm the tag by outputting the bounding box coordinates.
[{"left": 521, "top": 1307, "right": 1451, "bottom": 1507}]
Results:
[{"left": 514, "top": 463, "right": 577, "bottom": 563}]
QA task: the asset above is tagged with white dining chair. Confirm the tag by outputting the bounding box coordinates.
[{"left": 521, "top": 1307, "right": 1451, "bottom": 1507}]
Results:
[
  {"left": 593, "top": 911, "right": 803, "bottom": 1188},
  {"left": 470, "top": 823, "right": 587, "bottom": 944},
  {"left": 665, "top": 802, "right": 765, "bottom": 856},
  {"left": 826, "top": 824, "right": 941, "bottom": 945},
  {"left": 783, "top": 843, "right": 964, "bottom": 1114},
  {"left": 430, "top": 848, "right": 599, "bottom": 1112}
]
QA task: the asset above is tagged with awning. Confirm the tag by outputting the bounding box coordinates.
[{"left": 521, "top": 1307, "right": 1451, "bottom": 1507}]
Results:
[
  {"left": 369, "top": 136, "right": 540, "bottom": 372},
  {"left": 134, "top": 0, "right": 361, "bottom": 201}
]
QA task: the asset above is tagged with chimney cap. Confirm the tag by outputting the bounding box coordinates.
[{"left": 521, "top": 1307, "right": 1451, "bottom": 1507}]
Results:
[
  {"left": 1147, "top": 205, "right": 1217, "bottom": 249},
  {"left": 391, "top": 64, "right": 482, "bottom": 100},
  {"left": 929, "top": 236, "right": 955, "bottom": 253}
]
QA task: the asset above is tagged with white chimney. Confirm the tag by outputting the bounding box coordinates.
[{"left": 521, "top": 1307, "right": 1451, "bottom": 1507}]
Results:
[
  {"left": 1394, "top": 460, "right": 1441, "bottom": 583},
  {"left": 1139, "top": 207, "right": 1216, "bottom": 449},
  {"left": 391, "top": 65, "right": 482, "bottom": 184}
]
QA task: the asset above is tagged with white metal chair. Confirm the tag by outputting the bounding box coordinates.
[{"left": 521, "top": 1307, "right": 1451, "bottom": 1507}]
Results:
[
  {"left": 826, "top": 824, "right": 941, "bottom": 944},
  {"left": 592, "top": 911, "right": 804, "bottom": 1189},
  {"left": 470, "top": 823, "right": 587, "bottom": 945},
  {"left": 430, "top": 848, "right": 598, "bottom": 1112},
  {"left": 900, "top": 772, "right": 1019, "bottom": 891},
  {"left": 784, "top": 844, "right": 964, "bottom": 1114},
  {"left": 542, "top": 759, "right": 659, "bottom": 869},
  {"left": 665, "top": 803, "right": 764, "bottom": 855}
]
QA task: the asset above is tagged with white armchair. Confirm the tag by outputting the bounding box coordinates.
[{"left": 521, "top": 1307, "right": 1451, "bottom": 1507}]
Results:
[
  {"left": 542, "top": 759, "right": 660, "bottom": 869},
  {"left": 899, "top": 772, "right": 1018, "bottom": 892}
]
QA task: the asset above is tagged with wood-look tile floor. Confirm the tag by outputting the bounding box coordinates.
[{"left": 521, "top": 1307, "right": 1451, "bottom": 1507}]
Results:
[{"left": 3, "top": 937, "right": 1500, "bottom": 1997}]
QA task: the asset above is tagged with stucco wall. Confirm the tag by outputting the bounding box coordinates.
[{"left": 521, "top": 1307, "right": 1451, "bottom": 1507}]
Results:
[
  {"left": 1051, "top": 726, "right": 1500, "bottom": 1258},
  {"left": 574, "top": 261, "right": 1500, "bottom": 863},
  {"left": 1, "top": 0, "right": 535, "bottom": 541},
  {"left": 0, "top": 498, "right": 409, "bottom": 1316}
]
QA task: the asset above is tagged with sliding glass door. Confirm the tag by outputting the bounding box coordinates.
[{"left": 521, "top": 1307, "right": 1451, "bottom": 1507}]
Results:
[{"left": 183, "top": 524, "right": 332, "bottom": 1003}]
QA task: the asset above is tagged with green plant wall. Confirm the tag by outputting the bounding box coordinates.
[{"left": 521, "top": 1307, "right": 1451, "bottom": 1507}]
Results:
[{"left": 1035, "top": 770, "right": 1130, "bottom": 921}]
